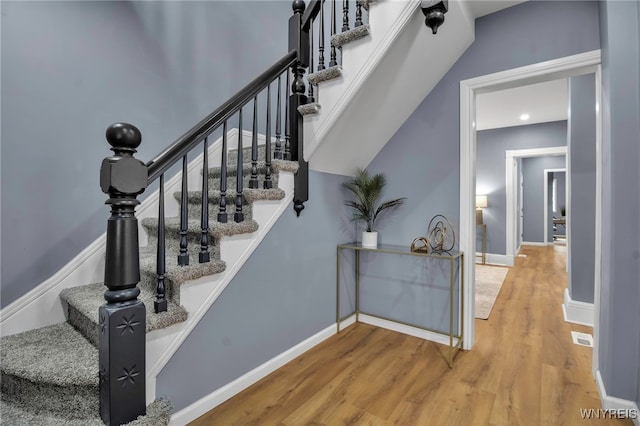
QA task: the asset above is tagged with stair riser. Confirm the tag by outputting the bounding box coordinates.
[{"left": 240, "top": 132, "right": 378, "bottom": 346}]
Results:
[
  {"left": 226, "top": 145, "right": 268, "bottom": 165},
  {"left": 68, "top": 304, "right": 100, "bottom": 347},
  {"left": 1, "top": 373, "right": 98, "bottom": 419}
]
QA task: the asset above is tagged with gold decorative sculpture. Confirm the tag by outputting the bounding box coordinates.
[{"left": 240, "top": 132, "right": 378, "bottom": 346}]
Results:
[
  {"left": 427, "top": 214, "right": 455, "bottom": 253},
  {"left": 410, "top": 237, "right": 430, "bottom": 253}
]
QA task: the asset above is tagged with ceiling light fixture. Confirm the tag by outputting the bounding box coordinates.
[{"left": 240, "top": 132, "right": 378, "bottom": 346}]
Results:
[{"left": 520, "top": 113, "right": 530, "bottom": 121}]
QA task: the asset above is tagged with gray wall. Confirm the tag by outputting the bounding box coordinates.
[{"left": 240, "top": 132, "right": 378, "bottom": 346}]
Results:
[
  {"left": 568, "top": 74, "right": 596, "bottom": 304},
  {"left": 0, "top": 1, "right": 291, "bottom": 307},
  {"left": 365, "top": 1, "right": 599, "bottom": 259},
  {"left": 522, "top": 156, "right": 566, "bottom": 243},
  {"left": 598, "top": 0, "right": 640, "bottom": 405},
  {"left": 157, "top": 171, "right": 354, "bottom": 411},
  {"left": 476, "top": 121, "right": 568, "bottom": 254}
]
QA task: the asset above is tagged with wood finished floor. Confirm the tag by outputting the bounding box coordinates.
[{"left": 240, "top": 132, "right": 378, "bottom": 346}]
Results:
[{"left": 190, "top": 245, "right": 630, "bottom": 425}]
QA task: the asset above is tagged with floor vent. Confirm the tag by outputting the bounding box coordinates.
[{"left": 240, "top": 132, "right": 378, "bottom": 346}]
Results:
[
  {"left": 571, "top": 331, "right": 593, "bottom": 347},
  {"left": 517, "top": 254, "right": 527, "bottom": 258}
]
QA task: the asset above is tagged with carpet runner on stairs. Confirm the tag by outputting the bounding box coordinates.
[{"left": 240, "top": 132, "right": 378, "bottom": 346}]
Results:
[{"left": 0, "top": 150, "right": 297, "bottom": 424}]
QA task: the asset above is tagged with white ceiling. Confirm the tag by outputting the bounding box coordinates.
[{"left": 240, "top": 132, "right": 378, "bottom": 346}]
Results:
[
  {"left": 466, "top": 0, "right": 528, "bottom": 18},
  {"left": 475, "top": 78, "right": 569, "bottom": 130}
]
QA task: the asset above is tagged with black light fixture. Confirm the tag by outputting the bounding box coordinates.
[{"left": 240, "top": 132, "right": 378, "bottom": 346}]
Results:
[{"left": 421, "top": 0, "right": 448, "bottom": 34}]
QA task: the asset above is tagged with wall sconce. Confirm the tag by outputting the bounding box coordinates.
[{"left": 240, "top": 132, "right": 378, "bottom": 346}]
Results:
[
  {"left": 476, "top": 195, "right": 488, "bottom": 225},
  {"left": 421, "top": 0, "right": 448, "bottom": 34}
]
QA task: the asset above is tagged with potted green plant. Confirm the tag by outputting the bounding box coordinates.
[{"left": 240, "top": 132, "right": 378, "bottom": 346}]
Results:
[{"left": 343, "top": 168, "right": 406, "bottom": 248}]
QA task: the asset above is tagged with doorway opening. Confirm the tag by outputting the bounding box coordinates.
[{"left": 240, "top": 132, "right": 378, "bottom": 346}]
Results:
[{"left": 459, "top": 50, "right": 602, "bottom": 377}]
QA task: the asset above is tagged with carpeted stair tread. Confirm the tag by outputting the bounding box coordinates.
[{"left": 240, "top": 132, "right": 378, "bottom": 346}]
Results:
[
  {"left": 179, "top": 187, "right": 286, "bottom": 209},
  {"left": 61, "top": 283, "right": 188, "bottom": 346},
  {"left": 138, "top": 245, "right": 227, "bottom": 300},
  {"left": 0, "top": 397, "right": 172, "bottom": 426},
  {"left": 331, "top": 24, "right": 371, "bottom": 48},
  {"left": 308, "top": 66, "right": 342, "bottom": 85},
  {"left": 298, "top": 103, "right": 321, "bottom": 116},
  {"left": 141, "top": 216, "right": 259, "bottom": 239},
  {"left": 0, "top": 322, "right": 97, "bottom": 387},
  {"left": 206, "top": 158, "right": 298, "bottom": 178},
  {"left": 184, "top": 175, "right": 283, "bottom": 197}
]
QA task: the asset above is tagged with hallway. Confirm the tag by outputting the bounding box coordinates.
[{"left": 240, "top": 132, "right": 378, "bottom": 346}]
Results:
[{"left": 190, "top": 245, "right": 630, "bottom": 425}]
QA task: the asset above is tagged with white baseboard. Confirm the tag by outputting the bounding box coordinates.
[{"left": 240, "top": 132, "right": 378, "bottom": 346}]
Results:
[
  {"left": 358, "top": 314, "right": 460, "bottom": 347},
  {"left": 339, "top": 314, "right": 357, "bottom": 330},
  {"left": 169, "top": 323, "right": 338, "bottom": 425},
  {"left": 595, "top": 370, "right": 640, "bottom": 425},
  {"left": 521, "top": 241, "right": 549, "bottom": 247},
  {"left": 562, "top": 288, "right": 594, "bottom": 327},
  {"left": 476, "top": 253, "right": 514, "bottom": 267}
]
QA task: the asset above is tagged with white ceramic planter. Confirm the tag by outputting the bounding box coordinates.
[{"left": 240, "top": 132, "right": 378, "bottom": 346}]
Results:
[{"left": 362, "top": 231, "right": 378, "bottom": 248}]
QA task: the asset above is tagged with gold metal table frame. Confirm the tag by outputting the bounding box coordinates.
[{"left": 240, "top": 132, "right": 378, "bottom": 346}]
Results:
[{"left": 336, "top": 242, "right": 464, "bottom": 368}]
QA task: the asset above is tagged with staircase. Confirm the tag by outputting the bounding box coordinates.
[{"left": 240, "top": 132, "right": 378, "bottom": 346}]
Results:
[
  {"left": 0, "top": 139, "right": 296, "bottom": 424},
  {"left": 0, "top": 0, "right": 463, "bottom": 424}
]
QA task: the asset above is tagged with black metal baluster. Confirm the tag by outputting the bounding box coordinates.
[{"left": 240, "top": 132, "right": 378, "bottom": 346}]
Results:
[
  {"left": 156, "top": 174, "right": 167, "bottom": 312},
  {"left": 274, "top": 75, "right": 283, "bottom": 160},
  {"left": 199, "top": 137, "right": 210, "bottom": 263},
  {"left": 99, "top": 123, "right": 147, "bottom": 425},
  {"left": 342, "top": 0, "right": 350, "bottom": 32},
  {"left": 330, "top": 0, "right": 338, "bottom": 67},
  {"left": 178, "top": 155, "right": 189, "bottom": 266},
  {"left": 218, "top": 121, "right": 228, "bottom": 223},
  {"left": 264, "top": 83, "right": 273, "bottom": 189},
  {"left": 318, "top": 0, "right": 326, "bottom": 71},
  {"left": 355, "top": 0, "right": 363, "bottom": 27},
  {"left": 249, "top": 96, "right": 259, "bottom": 189},
  {"left": 308, "top": 21, "right": 315, "bottom": 102},
  {"left": 234, "top": 110, "right": 245, "bottom": 223},
  {"left": 284, "top": 70, "right": 291, "bottom": 161}
]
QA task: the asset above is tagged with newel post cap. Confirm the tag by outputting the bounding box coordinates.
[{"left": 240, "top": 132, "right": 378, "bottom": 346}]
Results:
[{"left": 100, "top": 123, "right": 147, "bottom": 195}]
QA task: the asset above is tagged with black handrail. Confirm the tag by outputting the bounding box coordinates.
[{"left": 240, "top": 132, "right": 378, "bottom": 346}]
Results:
[
  {"left": 301, "top": 0, "right": 322, "bottom": 30},
  {"left": 146, "top": 49, "right": 298, "bottom": 183}
]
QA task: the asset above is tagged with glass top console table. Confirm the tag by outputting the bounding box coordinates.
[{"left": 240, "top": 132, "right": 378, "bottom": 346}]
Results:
[{"left": 336, "top": 242, "right": 464, "bottom": 368}]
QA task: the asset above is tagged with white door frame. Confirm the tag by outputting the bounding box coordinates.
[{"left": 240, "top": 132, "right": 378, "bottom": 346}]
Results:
[
  {"left": 506, "top": 147, "right": 567, "bottom": 252},
  {"left": 459, "top": 50, "right": 601, "bottom": 362},
  {"left": 518, "top": 164, "right": 524, "bottom": 251},
  {"left": 543, "top": 168, "right": 567, "bottom": 244}
]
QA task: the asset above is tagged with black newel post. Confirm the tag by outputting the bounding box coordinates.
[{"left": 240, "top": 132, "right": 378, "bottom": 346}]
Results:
[
  {"left": 289, "top": 0, "right": 310, "bottom": 216},
  {"left": 99, "top": 123, "right": 147, "bottom": 426}
]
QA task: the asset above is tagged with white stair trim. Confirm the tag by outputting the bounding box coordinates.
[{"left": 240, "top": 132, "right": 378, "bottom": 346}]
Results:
[
  {"left": 304, "top": 0, "right": 418, "bottom": 162},
  {"left": 305, "top": 0, "right": 476, "bottom": 176}
]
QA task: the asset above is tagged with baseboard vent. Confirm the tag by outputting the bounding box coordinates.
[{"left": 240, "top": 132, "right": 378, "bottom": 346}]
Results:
[{"left": 571, "top": 331, "right": 593, "bottom": 347}]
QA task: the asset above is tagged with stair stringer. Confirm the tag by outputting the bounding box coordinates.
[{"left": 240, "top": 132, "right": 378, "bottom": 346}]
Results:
[{"left": 304, "top": 0, "right": 476, "bottom": 175}]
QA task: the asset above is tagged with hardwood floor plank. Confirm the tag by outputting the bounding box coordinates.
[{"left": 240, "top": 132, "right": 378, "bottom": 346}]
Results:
[{"left": 190, "top": 246, "right": 632, "bottom": 426}]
